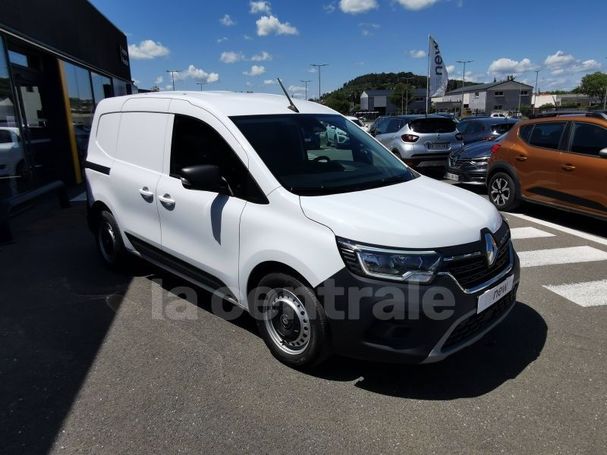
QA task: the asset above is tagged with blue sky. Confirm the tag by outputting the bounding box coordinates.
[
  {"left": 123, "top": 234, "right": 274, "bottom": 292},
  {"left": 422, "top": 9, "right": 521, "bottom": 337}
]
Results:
[{"left": 90, "top": 0, "right": 607, "bottom": 96}]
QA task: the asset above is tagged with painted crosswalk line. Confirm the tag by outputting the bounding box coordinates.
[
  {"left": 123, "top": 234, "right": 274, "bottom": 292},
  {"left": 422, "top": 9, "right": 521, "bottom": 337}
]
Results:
[
  {"left": 510, "top": 227, "right": 555, "bottom": 240},
  {"left": 518, "top": 246, "right": 607, "bottom": 268},
  {"left": 544, "top": 280, "right": 607, "bottom": 307}
]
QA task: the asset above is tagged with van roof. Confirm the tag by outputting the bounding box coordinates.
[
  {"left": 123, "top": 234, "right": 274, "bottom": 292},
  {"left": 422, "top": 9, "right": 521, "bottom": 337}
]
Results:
[{"left": 98, "top": 91, "right": 338, "bottom": 117}]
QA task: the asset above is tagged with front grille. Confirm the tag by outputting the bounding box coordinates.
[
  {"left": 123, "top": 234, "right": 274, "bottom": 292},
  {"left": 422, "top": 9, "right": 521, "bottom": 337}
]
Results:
[
  {"left": 442, "top": 226, "right": 511, "bottom": 290},
  {"left": 442, "top": 289, "right": 516, "bottom": 351}
]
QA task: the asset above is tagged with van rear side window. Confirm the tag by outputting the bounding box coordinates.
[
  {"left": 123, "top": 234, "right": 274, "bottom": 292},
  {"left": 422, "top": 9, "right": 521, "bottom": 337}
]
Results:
[{"left": 95, "top": 113, "right": 121, "bottom": 157}]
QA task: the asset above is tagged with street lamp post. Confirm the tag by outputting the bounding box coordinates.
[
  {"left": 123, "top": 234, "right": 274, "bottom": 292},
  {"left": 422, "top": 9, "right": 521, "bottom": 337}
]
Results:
[
  {"left": 457, "top": 60, "right": 473, "bottom": 116},
  {"left": 300, "top": 80, "right": 311, "bottom": 100},
  {"left": 166, "top": 70, "right": 179, "bottom": 91},
  {"left": 196, "top": 82, "right": 206, "bottom": 91},
  {"left": 310, "top": 64, "right": 328, "bottom": 100}
]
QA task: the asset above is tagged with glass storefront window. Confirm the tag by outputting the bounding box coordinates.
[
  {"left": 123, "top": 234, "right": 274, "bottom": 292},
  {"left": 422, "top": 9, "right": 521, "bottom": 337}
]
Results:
[
  {"left": 91, "top": 72, "right": 112, "bottom": 106},
  {"left": 63, "top": 61, "right": 94, "bottom": 163},
  {"left": 0, "top": 38, "right": 23, "bottom": 198},
  {"left": 112, "top": 79, "right": 132, "bottom": 97}
]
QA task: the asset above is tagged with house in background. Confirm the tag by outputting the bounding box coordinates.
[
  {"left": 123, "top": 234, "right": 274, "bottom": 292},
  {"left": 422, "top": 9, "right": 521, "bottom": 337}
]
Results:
[
  {"left": 532, "top": 93, "right": 599, "bottom": 109},
  {"left": 433, "top": 78, "right": 533, "bottom": 115}
]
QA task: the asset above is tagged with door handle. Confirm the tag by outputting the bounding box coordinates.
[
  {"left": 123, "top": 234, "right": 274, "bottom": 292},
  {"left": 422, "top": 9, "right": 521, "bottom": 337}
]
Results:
[
  {"left": 158, "top": 193, "right": 176, "bottom": 209},
  {"left": 139, "top": 187, "right": 154, "bottom": 202},
  {"left": 515, "top": 154, "right": 528, "bottom": 161},
  {"left": 562, "top": 164, "right": 576, "bottom": 171}
]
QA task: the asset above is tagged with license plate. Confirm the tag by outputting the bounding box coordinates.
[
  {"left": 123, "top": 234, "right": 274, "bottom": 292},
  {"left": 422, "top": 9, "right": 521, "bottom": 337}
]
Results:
[
  {"left": 477, "top": 275, "right": 515, "bottom": 314},
  {"left": 429, "top": 143, "right": 449, "bottom": 150},
  {"left": 445, "top": 172, "right": 459, "bottom": 182}
]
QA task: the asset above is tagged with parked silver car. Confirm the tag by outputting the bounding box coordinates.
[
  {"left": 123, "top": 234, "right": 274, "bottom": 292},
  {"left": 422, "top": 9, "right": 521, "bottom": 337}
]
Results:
[{"left": 374, "top": 115, "right": 463, "bottom": 170}]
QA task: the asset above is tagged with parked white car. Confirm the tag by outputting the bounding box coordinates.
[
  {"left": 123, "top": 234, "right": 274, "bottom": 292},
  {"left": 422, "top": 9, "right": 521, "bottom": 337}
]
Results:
[
  {"left": 85, "top": 92, "right": 520, "bottom": 367},
  {"left": 0, "top": 127, "right": 24, "bottom": 178}
]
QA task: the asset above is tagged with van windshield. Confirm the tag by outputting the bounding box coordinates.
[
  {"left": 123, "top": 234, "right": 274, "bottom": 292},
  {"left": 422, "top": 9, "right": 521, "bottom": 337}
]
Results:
[{"left": 230, "top": 114, "right": 418, "bottom": 196}]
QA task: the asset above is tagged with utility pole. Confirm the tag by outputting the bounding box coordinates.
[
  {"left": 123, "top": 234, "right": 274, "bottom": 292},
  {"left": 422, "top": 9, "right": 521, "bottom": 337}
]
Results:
[
  {"left": 196, "top": 82, "right": 206, "bottom": 91},
  {"left": 457, "top": 60, "right": 473, "bottom": 116},
  {"left": 300, "top": 80, "right": 311, "bottom": 100},
  {"left": 310, "top": 64, "right": 328, "bottom": 100},
  {"left": 533, "top": 69, "right": 542, "bottom": 113},
  {"left": 167, "top": 70, "right": 179, "bottom": 91}
]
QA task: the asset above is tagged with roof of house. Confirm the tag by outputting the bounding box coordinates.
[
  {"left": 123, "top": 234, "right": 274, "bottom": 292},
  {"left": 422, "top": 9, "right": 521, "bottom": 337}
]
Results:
[
  {"left": 446, "top": 80, "right": 533, "bottom": 95},
  {"left": 362, "top": 88, "right": 427, "bottom": 97}
]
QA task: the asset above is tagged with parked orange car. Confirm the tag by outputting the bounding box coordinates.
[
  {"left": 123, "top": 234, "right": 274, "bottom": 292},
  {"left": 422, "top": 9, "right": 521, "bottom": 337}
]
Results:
[{"left": 487, "top": 112, "right": 607, "bottom": 220}]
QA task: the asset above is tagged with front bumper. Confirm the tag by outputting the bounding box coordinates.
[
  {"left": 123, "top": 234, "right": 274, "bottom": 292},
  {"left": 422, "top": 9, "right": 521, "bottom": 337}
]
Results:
[
  {"left": 445, "top": 163, "right": 488, "bottom": 184},
  {"left": 315, "top": 247, "right": 520, "bottom": 364}
]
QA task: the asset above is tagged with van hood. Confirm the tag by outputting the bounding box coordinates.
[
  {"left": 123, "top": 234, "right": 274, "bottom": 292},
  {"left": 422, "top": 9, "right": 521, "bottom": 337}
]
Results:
[{"left": 299, "top": 176, "right": 502, "bottom": 249}]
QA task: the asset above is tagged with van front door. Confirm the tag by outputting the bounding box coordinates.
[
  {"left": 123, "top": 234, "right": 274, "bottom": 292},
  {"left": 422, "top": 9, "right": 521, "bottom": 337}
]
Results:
[{"left": 156, "top": 103, "right": 248, "bottom": 302}]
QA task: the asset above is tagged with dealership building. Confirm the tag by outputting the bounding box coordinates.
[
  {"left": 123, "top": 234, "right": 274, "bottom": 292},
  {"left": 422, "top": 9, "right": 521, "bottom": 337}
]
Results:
[{"left": 0, "top": 0, "right": 133, "bottom": 224}]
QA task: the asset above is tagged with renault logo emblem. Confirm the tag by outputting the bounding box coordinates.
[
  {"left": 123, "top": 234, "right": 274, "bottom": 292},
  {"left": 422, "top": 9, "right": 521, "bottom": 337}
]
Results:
[{"left": 484, "top": 233, "right": 499, "bottom": 267}]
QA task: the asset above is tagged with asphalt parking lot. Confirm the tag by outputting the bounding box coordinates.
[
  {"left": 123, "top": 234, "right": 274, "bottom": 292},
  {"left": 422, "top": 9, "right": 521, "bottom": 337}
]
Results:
[{"left": 1, "top": 188, "right": 606, "bottom": 454}]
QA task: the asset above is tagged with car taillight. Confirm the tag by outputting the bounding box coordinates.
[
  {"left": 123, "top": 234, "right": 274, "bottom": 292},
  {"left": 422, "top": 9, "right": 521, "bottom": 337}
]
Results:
[
  {"left": 401, "top": 134, "right": 419, "bottom": 143},
  {"left": 490, "top": 143, "right": 502, "bottom": 154},
  {"left": 455, "top": 133, "right": 463, "bottom": 141}
]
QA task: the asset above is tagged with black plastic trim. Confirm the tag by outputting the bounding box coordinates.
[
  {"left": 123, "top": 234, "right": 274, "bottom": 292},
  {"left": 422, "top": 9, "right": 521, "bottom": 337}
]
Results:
[
  {"left": 528, "top": 187, "right": 606, "bottom": 213},
  {"left": 84, "top": 161, "right": 111, "bottom": 175}
]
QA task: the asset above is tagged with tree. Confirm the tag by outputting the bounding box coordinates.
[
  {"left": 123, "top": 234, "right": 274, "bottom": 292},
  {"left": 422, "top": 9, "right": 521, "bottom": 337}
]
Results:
[
  {"left": 323, "top": 92, "right": 350, "bottom": 114},
  {"left": 389, "top": 83, "right": 416, "bottom": 114},
  {"left": 577, "top": 72, "right": 607, "bottom": 106}
]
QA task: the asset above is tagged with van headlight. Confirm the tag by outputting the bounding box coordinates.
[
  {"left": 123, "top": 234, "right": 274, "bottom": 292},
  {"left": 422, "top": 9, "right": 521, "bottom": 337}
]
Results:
[{"left": 337, "top": 238, "right": 442, "bottom": 284}]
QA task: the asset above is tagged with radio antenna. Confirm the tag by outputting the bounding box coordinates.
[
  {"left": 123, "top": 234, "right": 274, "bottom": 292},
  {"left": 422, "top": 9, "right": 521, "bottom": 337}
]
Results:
[{"left": 277, "top": 78, "right": 299, "bottom": 113}]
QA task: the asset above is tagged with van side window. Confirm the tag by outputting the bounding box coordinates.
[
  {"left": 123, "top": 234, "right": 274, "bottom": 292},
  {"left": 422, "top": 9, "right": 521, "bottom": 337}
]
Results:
[
  {"left": 528, "top": 122, "right": 565, "bottom": 150},
  {"left": 570, "top": 122, "right": 607, "bottom": 156},
  {"left": 170, "top": 115, "right": 265, "bottom": 202}
]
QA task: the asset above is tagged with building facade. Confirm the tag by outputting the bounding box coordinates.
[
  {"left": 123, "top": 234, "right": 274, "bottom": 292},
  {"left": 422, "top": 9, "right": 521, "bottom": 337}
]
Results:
[
  {"left": 0, "top": 0, "right": 132, "bottom": 205},
  {"left": 360, "top": 88, "right": 427, "bottom": 115},
  {"left": 433, "top": 80, "right": 533, "bottom": 115}
]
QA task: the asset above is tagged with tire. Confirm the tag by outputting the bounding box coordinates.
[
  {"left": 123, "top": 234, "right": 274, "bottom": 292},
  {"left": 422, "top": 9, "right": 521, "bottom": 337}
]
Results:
[
  {"left": 253, "top": 273, "right": 331, "bottom": 368},
  {"left": 96, "top": 211, "right": 129, "bottom": 269},
  {"left": 488, "top": 172, "right": 520, "bottom": 211}
]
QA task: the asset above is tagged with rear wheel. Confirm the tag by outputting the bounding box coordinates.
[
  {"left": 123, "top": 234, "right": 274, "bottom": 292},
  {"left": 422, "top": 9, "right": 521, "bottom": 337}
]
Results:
[
  {"left": 488, "top": 172, "right": 519, "bottom": 211},
  {"left": 253, "top": 273, "right": 330, "bottom": 368},
  {"left": 96, "top": 211, "right": 129, "bottom": 269}
]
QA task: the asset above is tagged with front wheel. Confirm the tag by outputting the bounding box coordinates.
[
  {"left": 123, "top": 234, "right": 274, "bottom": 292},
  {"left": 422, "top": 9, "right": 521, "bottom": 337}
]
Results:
[
  {"left": 488, "top": 172, "right": 520, "bottom": 211},
  {"left": 253, "top": 273, "right": 331, "bottom": 368}
]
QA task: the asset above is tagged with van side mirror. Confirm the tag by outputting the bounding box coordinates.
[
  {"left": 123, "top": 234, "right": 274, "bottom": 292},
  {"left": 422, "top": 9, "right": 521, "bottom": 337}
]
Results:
[
  {"left": 600, "top": 148, "right": 607, "bottom": 158},
  {"left": 180, "top": 165, "right": 228, "bottom": 194}
]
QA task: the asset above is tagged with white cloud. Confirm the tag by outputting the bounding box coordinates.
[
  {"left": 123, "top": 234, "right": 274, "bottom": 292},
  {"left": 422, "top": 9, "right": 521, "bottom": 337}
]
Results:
[
  {"left": 488, "top": 57, "right": 536, "bottom": 77},
  {"left": 409, "top": 49, "right": 427, "bottom": 58},
  {"left": 256, "top": 15, "right": 298, "bottom": 36},
  {"left": 251, "top": 51, "right": 273, "bottom": 61},
  {"left": 175, "top": 65, "right": 220, "bottom": 84},
  {"left": 339, "top": 0, "right": 378, "bottom": 14},
  {"left": 244, "top": 34, "right": 253, "bottom": 40},
  {"left": 323, "top": 2, "right": 337, "bottom": 13},
  {"left": 359, "top": 22, "right": 380, "bottom": 36},
  {"left": 220, "top": 51, "right": 245, "bottom": 63},
  {"left": 250, "top": 1, "right": 271, "bottom": 14},
  {"left": 446, "top": 65, "right": 455, "bottom": 74},
  {"left": 544, "top": 50, "right": 575, "bottom": 68},
  {"left": 243, "top": 65, "right": 266, "bottom": 76},
  {"left": 128, "top": 40, "right": 170, "bottom": 60},
  {"left": 396, "top": 0, "right": 438, "bottom": 10},
  {"left": 154, "top": 76, "right": 164, "bottom": 85},
  {"left": 217, "top": 37, "right": 228, "bottom": 43},
  {"left": 220, "top": 14, "right": 236, "bottom": 26},
  {"left": 263, "top": 79, "right": 277, "bottom": 85}
]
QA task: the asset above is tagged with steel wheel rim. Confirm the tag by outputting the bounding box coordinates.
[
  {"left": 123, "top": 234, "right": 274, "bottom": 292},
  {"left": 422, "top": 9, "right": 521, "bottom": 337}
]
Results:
[
  {"left": 98, "top": 221, "right": 116, "bottom": 262},
  {"left": 263, "top": 288, "right": 311, "bottom": 355},
  {"left": 490, "top": 177, "right": 511, "bottom": 207}
]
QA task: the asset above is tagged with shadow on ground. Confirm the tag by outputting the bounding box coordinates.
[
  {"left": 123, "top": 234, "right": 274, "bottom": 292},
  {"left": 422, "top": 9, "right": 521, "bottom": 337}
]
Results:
[{"left": 155, "top": 267, "right": 547, "bottom": 400}]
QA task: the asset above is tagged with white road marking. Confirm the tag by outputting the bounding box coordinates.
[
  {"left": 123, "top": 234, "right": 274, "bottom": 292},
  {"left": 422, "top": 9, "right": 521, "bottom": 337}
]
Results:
[
  {"left": 544, "top": 280, "right": 607, "bottom": 307},
  {"left": 510, "top": 227, "right": 555, "bottom": 240},
  {"left": 518, "top": 246, "right": 607, "bottom": 268},
  {"left": 506, "top": 212, "right": 607, "bottom": 247}
]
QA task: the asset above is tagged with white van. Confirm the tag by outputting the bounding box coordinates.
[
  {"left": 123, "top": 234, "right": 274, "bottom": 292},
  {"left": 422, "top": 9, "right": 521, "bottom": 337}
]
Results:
[{"left": 85, "top": 92, "right": 520, "bottom": 367}]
